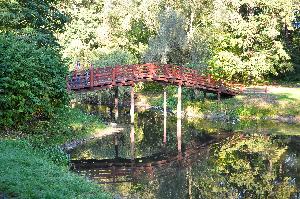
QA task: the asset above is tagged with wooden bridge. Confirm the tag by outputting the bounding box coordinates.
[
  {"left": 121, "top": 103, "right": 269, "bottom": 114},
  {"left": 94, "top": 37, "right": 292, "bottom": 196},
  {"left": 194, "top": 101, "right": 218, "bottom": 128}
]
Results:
[
  {"left": 67, "top": 63, "right": 242, "bottom": 146},
  {"left": 66, "top": 63, "right": 242, "bottom": 97}
]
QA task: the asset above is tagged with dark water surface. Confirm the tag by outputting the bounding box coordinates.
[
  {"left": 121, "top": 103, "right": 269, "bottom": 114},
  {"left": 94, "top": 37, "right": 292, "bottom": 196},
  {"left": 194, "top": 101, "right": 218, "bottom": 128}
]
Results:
[{"left": 70, "top": 105, "right": 300, "bottom": 199}]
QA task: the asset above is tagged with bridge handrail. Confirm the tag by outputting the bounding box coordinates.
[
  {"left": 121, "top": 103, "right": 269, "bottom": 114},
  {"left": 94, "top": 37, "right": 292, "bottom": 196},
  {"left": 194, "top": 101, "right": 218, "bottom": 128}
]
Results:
[{"left": 67, "top": 63, "right": 243, "bottom": 96}]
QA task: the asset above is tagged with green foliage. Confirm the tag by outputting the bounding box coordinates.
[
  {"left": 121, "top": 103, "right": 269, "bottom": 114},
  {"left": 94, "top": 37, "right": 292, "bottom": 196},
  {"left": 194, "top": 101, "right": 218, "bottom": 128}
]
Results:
[
  {"left": 209, "top": 0, "right": 295, "bottom": 83},
  {"left": 144, "top": 8, "right": 187, "bottom": 64},
  {"left": 0, "top": 33, "right": 68, "bottom": 129},
  {"left": 0, "top": 139, "right": 110, "bottom": 199},
  {"left": 0, "top": 0, "right": 68, "bottom": 47},
  {"left": 58, "top": 0, "right": 158, "bottom": 64},
  {"left": 94, "top": 50, "right": 138, "bottom": 68},
  {"left": 55, "top": 0, "right": 300, "bottom": 82},
  {"left": 281, "top": 3, "right": 300, "bottom": 82},
  {"left": 140, "top": 82, "right": 164, "bottom": 94},
  {"left": 23, "top": 107, "right": 105, "bottom": 147},
  {"left": 126, "top": 20, "right": 156, "bottom": 59}
]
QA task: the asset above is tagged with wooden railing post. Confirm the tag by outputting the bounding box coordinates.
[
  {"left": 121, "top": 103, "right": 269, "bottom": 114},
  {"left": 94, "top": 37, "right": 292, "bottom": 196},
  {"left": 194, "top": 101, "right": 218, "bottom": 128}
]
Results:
[
  {"left": 130, "top": 85, "right": 135, "bottom": 124},
  {"left": 89, "top": 64, "right": 94, "bottom": 88}
]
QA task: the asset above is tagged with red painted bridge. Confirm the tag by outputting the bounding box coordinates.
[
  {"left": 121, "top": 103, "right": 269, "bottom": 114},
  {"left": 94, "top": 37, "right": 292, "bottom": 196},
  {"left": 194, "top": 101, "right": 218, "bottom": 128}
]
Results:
[{"left": 67, "top": 63, "right": 242, "bottom": 96}]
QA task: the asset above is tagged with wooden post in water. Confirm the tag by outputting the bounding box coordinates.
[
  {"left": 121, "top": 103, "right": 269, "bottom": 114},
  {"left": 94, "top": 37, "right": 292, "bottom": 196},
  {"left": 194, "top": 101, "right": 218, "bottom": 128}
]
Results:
[
  {"left": 130, "top": 85, "right": 135, "bottom": 160},
  {"left": 130, "top": 124, "right": 135, "bottom": 160},
  {"left": 114, "top": 87, "right": 119, "bottom": 122},
  {"left": 130, "top": 86, "right": 135, "bottom": 124},
  {"left": 177, "top": 84, "right": 182, "bottom": 153},
  {"left": 163, "top": 87, "right": 167, "bottom": 144}
]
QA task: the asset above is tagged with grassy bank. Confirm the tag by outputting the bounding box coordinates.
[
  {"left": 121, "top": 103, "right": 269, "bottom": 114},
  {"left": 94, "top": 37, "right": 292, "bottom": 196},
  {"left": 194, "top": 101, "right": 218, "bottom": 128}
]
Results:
[
  {"left": 136, "top": 84, "right": 300, "bottom": 134},
  {"left": 0, "top": 139, "right": 110, "bottom": 199},
  {"left": 1, "top": 107, "right": 111, "bottom": 198},
  {"left": 20, "top": 107, "right": 106, "bottom": 147},
  {"left": 139, "top": 85, "right": 300, "bottom": 123},
  {"left": 185, "top": 86, "right": 300, "bottom": 122}
]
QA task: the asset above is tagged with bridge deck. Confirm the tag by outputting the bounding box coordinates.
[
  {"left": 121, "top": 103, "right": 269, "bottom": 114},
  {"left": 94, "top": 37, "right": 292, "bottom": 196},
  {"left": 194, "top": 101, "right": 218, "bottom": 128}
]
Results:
[{"left": 67, "top": 63, "right": 242, "bottom": 96}]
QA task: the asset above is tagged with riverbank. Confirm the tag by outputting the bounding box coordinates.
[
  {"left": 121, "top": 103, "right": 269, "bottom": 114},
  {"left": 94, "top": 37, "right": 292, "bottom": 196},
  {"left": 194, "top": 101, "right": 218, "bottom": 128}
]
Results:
[
  {"left": 0, "top": 139, "right": 110, "bottom": 199},
  {"left": 0, "top": 108, "right": 111, "bottom": 198},
  {"left": 184, "top": 86, "right": 300, "bottom": 124},
  {"left": 134, "top": 84, "right": 300, "bottom": 135},
  {"left": 137, "top": 85, "right": 300, "bottom": 124}
]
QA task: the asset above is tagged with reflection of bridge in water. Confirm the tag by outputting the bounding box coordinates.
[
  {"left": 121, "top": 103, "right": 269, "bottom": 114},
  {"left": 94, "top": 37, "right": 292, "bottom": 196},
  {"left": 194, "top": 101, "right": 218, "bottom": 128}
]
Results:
[{"left": 70, "top": 133, "right": 230, "bottom": 184}]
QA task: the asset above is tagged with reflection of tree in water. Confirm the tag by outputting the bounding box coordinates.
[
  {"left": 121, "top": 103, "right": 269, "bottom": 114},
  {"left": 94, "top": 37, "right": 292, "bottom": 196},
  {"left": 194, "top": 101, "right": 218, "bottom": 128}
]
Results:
[
  {"left": 70, "top": 106, "right": 299, "bottom": 198},
  {"left": 194, "top": 134, "right": 297, "bottom": 198}
]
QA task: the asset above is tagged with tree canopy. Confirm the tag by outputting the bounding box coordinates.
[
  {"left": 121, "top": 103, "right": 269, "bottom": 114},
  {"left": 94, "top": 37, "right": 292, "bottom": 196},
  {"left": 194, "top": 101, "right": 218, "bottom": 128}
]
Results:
[{"left": 56, "top": 0, "right": 300, "bottom": 83}]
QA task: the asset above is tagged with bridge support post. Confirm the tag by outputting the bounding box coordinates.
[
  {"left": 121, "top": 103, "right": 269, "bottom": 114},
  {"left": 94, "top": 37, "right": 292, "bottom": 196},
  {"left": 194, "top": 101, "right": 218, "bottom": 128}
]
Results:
[
  {"left": 130, "top": 86, "right": 134, "bottom": 124},
  {"left": 130, "top": 124, "right": 135, "bottom": 160},
  {"left": 177, "top": 85, "right": 182, "bottom": 153},
  {"left": 163, "top": 88, "right": 167, "bottom": 144},
  {"left": 130, "top": 86, "right": 135, "bottom": 160},
  {"left": 114, "top": 87, "right": 119, "bottom": 122}
]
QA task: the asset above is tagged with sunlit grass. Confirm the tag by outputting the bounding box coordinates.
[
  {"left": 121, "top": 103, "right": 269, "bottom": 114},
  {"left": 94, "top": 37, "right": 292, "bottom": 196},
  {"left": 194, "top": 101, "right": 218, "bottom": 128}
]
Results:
[{"left": 183, "top": 85, "right": 300, "bottom": 135}]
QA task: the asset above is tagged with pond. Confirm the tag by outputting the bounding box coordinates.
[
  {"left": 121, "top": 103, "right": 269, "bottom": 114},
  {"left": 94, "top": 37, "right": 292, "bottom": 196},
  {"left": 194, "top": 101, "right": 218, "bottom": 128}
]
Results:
[{"left": 69, "top": 104, "right": 300, "bottom": 199}]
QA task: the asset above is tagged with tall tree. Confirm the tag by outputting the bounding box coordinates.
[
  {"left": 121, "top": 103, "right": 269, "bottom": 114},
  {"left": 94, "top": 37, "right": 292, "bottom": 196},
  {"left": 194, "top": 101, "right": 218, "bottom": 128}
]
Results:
[
  {"left": 58, "top": 0, "right": 160, "bottom": 66},
  {"left": 144, "top": 7, "right": 187, "bottom": 64},
  {"left": 209, "top": 0, "right": 295, "bottom": 83}
]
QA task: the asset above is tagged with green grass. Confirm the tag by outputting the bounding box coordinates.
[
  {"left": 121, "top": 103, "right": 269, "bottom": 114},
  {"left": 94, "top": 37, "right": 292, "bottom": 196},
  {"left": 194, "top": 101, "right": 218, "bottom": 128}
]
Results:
[
  {"left": 20, "top": 107, "right": 106, "bottom": 147},
  {"left": 185, "top": 86, "right": 300, "bottom": 120},
  {"left": 0, "top": 140, "right": 111, "bottom": 199},
  {"left": 0, "top": 107, "right": 111, "bottom": 197}
]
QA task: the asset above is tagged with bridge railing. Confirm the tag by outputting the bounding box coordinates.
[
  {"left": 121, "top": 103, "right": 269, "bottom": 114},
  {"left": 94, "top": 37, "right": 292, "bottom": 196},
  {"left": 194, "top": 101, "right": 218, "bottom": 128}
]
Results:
[{"left": 67, "top": 63, "right": 243, "bottom": 95}]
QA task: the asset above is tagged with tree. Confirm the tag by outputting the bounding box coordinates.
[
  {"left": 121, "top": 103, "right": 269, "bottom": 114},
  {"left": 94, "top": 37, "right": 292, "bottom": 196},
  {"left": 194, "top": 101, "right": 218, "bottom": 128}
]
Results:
[
  {"left": 144, "top": 7, "right": 187, "bottom": 64},
  {"left": 58, "top": 0, "right": 159, "bottom": 66},
  {"left": 0, "top": 0, "right": 68, "bottom": 47},
  {"left": 209, "top": 0, "right": 294, "bottom": 83},
  {"left": 0, "top": 0, "right": 68, "bottom": 129}
]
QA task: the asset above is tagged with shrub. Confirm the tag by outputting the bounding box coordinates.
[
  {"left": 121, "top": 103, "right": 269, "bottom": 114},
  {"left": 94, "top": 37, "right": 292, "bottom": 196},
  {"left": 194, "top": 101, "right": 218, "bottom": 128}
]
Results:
[{"left": 0, "top": 33, "right": 68, "bottom": 129}]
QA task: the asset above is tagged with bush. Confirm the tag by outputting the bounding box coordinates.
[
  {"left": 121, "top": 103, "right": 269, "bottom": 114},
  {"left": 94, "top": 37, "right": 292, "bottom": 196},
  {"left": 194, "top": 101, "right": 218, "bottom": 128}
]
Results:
[{"left": 0, "top": 33, "right": 68, "bottom": 129}]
